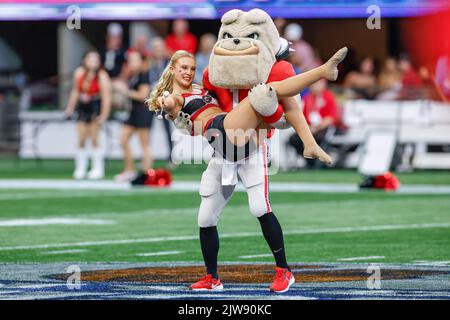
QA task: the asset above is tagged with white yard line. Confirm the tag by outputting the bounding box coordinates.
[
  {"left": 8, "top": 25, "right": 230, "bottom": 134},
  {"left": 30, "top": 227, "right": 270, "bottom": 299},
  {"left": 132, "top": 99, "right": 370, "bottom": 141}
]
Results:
[
  {"left": 0, "top": 179, "right": 131, "bottom": 190},
  {"left": 14, "top": 284, "right": 69, "bottom": 289},
  {"left": 0, "top": 218, "right": 115, "bottom": 227},
  {"left": 337, "top": 256, "right": 385, "bottom": 261},
  {"left": 1, "top": 179, "right": 450, "bottom": 194},
  {"left": 412, "top": 260, "right": 450, "bottom": 266},
  {"left": 0, "top": 222, "right": 449, "bottom": 251},
  {"left": 0, "top": 191, "right": 154, "bottom": 201},
  {"left": 238, "top": 254, "right": 273, "bottom": 259},
  {"left": 136, "top": 251, "right": 182, "bottom": 257},
  {"left": 41, "top": 249, "right": 88, "bottom": 255}
]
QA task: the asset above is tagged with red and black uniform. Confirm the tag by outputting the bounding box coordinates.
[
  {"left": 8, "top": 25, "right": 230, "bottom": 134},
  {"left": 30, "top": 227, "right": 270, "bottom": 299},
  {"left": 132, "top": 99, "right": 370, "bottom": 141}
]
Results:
[
  {"left": 180, "top": 87, "right": 220, "bottom": 132},
  {"left": 180, "top": 87, "right": 257, "bottom": 162},
  {"left": 77, "top": 70, "right": 101, "bottom": 123},
  {"left": 124, "top": 71, "right": 153, "bottom": 128},
  {"left": 203, "top": 60, "right": 296, "bottom": 137}
]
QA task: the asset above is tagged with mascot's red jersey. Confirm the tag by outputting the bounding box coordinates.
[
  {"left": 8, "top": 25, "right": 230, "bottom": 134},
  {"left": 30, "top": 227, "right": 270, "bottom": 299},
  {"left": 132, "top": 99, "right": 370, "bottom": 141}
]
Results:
[{"left": 203, "top": 60, "right": 296, "bottom": 118}]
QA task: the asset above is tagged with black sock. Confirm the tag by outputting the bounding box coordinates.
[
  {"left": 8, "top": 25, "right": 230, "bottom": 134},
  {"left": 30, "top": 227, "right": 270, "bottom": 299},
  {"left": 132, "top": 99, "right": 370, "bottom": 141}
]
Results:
[
  {"left": 199, "top": 226, "right": 219, "bottom": 279},
  {"left": 258, "top": 212, "right": 289, "bottom": 270}
]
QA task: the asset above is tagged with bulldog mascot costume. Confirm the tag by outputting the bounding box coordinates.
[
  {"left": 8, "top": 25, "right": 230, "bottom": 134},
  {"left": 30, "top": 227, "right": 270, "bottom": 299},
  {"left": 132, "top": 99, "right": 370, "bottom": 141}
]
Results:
[{"left": 173, "top": 8, "right": 334, "bottom": 293}]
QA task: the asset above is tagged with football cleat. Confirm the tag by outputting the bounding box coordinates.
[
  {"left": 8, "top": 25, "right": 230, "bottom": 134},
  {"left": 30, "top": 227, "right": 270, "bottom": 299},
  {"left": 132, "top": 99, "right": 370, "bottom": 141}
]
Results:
[
  {"left": 270, "top": 267, "right": 295, "bottom": 293},
  {"left": 190, "top": 274, "right": 224, "bottom": 291}
]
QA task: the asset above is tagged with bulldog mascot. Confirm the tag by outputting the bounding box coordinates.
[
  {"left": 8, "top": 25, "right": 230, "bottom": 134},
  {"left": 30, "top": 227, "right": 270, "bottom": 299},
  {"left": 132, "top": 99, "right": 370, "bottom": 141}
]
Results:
[{"left": 185, "top": 9, "right": 331, "bottom": 293}]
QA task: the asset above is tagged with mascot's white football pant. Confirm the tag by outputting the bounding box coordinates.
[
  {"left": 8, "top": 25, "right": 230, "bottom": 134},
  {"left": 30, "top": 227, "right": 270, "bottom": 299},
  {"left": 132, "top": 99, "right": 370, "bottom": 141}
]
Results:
[{"left": 197, "top": 142, "right": 272, "bottom": 228}]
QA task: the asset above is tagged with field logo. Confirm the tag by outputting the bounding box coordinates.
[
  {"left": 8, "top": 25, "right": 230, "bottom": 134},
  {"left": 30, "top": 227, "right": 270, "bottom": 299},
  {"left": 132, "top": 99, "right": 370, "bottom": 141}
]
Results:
[
  {"left": 367, "top": 265, "right": 381, "bottom": 289},
  {"left": 66, "top": 265, "right": 81, "bottom": 290},
  {"left": 366, "top": 5, "right": 381, "bottom": 30},
  {"left": 66, "top": 5, "right": 81, "bottom": 30}
]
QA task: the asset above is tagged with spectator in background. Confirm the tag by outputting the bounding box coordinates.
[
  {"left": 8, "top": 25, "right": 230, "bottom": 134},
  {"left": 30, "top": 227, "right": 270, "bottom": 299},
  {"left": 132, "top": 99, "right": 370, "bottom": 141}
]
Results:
[
  {"left": 194, "top": 33, "right": 217, "bottom": 84},
  {"left": 165, "top": 19, "right": 198, "bottom": 55},
  {"left": 148, "top": 37, "right": 175, "bottom": 165},
  {"left": 398, "top": 54, "right": 422, "bottom": 100},
  {"left": 274, "top": 17, "right": 287, "bottom": 35},
  {"left": 377, "top": 57, "right": 402, "bottom": 100},
  {"left": 434, "top": 55, "right": 450, "bottom": 100},
  {"left": 344, "top": 56, "right": 378, "bottom": 99},
  {"left": 284, "top": 23, "right": 316, "bottom": 72},
  {"left": 288, "top": 79, "right": 339, "bottom": 168},
  {"left": 101, "top": 23, "right": 129, "bottom": 110},
  {"left": 113, "top": 51, "right": 152, "bottom": 182},
  {"left": 287, "top": 48, "right": 315, "bottom": 97},
  {"left": 101, "top": 23, "right": 126, "bottom": 79},
  {"left": 64, "top": 51, "right": 111, "bottom": 180},
  {"left": 418, "top": 65, "right": 437, "bottom": 99},
  {"left": 131, "top": 35, "right": 152, "bottom": 71}
]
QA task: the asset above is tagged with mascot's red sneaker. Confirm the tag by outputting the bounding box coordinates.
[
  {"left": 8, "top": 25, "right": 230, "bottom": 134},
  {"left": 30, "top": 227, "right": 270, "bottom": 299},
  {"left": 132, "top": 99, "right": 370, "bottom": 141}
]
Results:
[
  {"left": 190, "top": 274, "right": 224, "bottom": 291},
  {"left": 270, "top": 267, "right": 295, "bottom": 293}
]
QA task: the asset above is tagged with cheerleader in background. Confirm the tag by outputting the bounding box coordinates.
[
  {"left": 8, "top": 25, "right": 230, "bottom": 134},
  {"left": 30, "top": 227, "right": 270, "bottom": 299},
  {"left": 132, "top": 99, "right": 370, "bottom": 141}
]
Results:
[{"left": 65, "top": 50, "right": 111, "bottom": 180}]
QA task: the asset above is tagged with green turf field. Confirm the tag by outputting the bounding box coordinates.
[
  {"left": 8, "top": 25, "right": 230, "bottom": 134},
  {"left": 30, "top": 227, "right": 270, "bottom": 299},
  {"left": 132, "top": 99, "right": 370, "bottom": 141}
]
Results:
[
  {"left": 1, "top": 158, "right": 449, "bottom": 266},
  {"left": 1, "top": 158, "right": 450, "bottom": 184},
  {"left": 1, "top": 158, "right": 450, "bottom": 266}
]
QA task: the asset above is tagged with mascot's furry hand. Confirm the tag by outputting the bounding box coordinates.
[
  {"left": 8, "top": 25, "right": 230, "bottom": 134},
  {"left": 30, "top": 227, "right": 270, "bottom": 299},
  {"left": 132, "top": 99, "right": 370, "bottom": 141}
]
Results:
[
  {"left": 168, "top": 111, "right": 193, "bottom": 135},
  {"left": 248, "top": 83, "right": 278, "bottom": 116},
  {"left": 303, "top": 144, "right": 333, "bottom": 166}
]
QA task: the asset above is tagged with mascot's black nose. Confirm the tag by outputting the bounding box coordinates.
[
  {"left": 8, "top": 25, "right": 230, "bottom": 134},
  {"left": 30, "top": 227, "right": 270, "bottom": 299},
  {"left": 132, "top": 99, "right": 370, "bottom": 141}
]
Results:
[{"left": 233, "top": 39, "right": 240, "bottom": 45}]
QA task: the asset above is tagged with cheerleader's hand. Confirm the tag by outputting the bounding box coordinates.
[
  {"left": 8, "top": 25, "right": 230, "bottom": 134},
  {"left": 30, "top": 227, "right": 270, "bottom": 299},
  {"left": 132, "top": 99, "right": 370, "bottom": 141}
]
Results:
[
  {"left": 64, "top": 109, "right": 73, "bottom": 121},
  {"left": 172, "top": 111, "right": 193, "bottom": 135},
  {"left": 158, "top": 91, "right": 176, "bottom": 109},
  {"left": 95, "top": 115, "right": 107, "bottom": 125},
  {"left": 303, "top": 143, "right": 333, "bottom": 166}
]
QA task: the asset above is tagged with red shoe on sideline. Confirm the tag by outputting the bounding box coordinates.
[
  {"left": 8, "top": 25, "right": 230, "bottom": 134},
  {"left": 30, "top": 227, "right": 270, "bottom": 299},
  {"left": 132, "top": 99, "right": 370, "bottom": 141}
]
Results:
[
  {"left": 270, "top": 267, "right": 295, "bottom": 293},
  {"left": 190, "top": 274, "right": 224, "bottom": 291}
]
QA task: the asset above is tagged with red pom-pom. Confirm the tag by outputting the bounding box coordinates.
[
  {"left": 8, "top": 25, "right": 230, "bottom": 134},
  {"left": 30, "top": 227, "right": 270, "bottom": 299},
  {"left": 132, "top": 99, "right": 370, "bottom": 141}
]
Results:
[
  {"left": 374, "top": 172, "right": 400, "bottom": 191},
  {"left": 144, "top": 168, "right": 172, "bottom": 187}
]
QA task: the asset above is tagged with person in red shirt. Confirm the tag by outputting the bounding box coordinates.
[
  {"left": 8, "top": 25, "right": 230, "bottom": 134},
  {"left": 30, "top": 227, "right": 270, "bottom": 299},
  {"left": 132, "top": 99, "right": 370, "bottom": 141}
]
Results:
[
  {"left": 288, "top": 79, "right": 339, "bottom": 168},
  {"left": 399, "top": 54, "right": 423, "bottom": 99},
  {"left": 165, "top": 19, "right": 198, "bottom": 55}
]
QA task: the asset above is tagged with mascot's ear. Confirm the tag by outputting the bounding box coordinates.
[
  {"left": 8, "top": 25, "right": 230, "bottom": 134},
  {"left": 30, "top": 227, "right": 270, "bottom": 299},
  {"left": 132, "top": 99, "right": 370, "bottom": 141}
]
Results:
[
  {"left": 221, "top": 9, "right": 242, "bottom": 25},
  {"left": 276, "top": 37, "right": 294, "bottom": 61},
  {"left": 246, "top": 8, "right": 270, "bottom": 25}
]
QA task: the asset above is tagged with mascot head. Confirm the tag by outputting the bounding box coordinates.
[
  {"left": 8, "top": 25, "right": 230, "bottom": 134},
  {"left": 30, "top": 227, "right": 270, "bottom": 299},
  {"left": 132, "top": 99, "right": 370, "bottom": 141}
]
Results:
[{"left": 209, "top": 8, "right": 285, "bottom": 89}]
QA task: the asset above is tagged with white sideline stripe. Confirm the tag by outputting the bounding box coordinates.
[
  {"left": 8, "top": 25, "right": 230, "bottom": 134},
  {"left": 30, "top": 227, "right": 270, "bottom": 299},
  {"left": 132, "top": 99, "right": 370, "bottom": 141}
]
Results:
[
  {"left": 338, "top": 256, "right": 385, "bottom": 261},
  {"left": 239, "top": 254, "right": 273, "bottom": 259},
  {"left": 0, "top": 191, "right": 155, "bottom": 201},
  {"left": 0, "top": 179, "right": 131, "bottom": 190},
  {"left": 412, "top": 260, "right": 450, "bottom": 266},
  {"left": 0, "top": 222, "right": 449, "bottom": 252},
  {"left": 0, "top": 218, "right": 115, "bottom": 227},
  {"left": 2, "top": 179, "right": 450, "bottom": 194},
  {"left": 14, "top": 284, "right": 68, "bottom": 289},
  {"left": 136, "top": 251, "right": 182, "bottom": 257},
  {"left": 41, "top": 249, "right": 88, "bottom": 255}
]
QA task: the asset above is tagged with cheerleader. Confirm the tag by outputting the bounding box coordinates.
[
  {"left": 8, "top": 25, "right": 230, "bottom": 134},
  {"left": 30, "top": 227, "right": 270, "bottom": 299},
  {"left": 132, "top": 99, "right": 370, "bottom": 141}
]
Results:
[{"left": 65, "top": 51, "right": 111, "bottom": 179}]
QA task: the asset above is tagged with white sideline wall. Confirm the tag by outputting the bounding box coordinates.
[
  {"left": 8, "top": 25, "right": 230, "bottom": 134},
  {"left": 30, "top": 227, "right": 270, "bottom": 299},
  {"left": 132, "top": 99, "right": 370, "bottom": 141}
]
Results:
[
  {"left": 19, "top": 112, "right": 212, "bottom": 163},
  {"left": 18, "top": 100, "right": 450, "bottom": 169}
]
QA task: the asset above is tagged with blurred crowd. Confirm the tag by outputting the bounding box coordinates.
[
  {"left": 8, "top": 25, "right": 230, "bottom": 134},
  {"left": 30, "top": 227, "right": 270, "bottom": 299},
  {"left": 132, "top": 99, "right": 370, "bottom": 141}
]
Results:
[
  {"left": 62, "top": 19, "right": 450, "bottom": 177},
  {"left": 273, "top": 18, "right": 449, "bottom": 168},
  {"left": 274, "top": 18, "right": 449, "bottom": 103},
  {"left": 63, "top": 20, "right": 220, "bottom": 181},
  {"left": 7, "top": 18, "right": 447, "bottom": 176}
]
